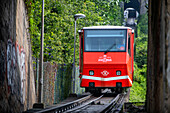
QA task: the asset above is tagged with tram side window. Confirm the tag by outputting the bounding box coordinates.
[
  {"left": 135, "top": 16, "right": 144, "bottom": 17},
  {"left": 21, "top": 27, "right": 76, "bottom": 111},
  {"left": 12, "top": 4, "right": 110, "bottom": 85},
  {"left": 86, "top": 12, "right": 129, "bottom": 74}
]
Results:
[
  {"left": 81, "top": 35, "right": 83, "bottom": 56},
  {"left": 128, "top": 34, "right": 131, "bottom": 56},
  {"left": 80, "top": 33, "right": 83, "bottom": 72}
]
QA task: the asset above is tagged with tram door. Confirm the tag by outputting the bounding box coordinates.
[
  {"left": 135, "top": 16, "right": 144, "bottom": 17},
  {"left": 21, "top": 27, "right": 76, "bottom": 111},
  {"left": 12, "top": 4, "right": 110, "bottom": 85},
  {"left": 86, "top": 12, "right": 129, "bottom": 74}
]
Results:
[{"left": 128, "top": 32, "right": 134, "bottom": 83}]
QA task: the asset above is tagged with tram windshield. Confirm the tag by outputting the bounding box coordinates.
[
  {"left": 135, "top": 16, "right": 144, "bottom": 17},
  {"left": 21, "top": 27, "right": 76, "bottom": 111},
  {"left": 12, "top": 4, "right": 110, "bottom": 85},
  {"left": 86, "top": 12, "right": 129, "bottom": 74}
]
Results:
[{"left": 84, "top": 29, "right": 127, "bottom": 52}]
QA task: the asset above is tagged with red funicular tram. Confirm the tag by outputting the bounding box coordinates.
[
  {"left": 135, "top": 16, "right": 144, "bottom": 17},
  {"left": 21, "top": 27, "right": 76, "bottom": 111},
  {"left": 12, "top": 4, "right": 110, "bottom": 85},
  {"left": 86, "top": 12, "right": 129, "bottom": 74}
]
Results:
[{"left": 79, "top": 26, "right": 134, "bottom": 94}]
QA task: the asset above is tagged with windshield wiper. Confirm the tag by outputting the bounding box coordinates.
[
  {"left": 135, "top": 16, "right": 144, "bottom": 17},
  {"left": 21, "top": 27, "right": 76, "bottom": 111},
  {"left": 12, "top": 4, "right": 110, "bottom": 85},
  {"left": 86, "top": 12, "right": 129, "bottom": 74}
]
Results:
[{"left": 104, "top": 43, "right": 116, "bottom": 54}]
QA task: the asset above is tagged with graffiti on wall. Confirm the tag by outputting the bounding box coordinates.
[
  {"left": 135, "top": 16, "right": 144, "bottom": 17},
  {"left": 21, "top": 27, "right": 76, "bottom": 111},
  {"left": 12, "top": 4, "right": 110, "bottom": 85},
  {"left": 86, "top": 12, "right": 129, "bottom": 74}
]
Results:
[
  {"left": 7, "top": 39, "right": 26, "bottom": 104},
  {"left": 7, "top": 39, "right": 14, "bottom": 93}
]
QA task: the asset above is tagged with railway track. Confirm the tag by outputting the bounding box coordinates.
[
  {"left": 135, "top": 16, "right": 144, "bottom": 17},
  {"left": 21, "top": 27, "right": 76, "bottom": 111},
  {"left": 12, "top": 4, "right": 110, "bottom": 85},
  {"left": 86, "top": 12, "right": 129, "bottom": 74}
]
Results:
[
  {"left": 67, "top": 93, "right": 125, "bottom": 113},
  {"left": 101, "top": 94, "right": 125, "bottom": 113},
  {"left": 26, "top": 92, "right": 126, "bottom": 113},
  {"left": 33, "top": 94, "right": 92, "bottom": 113}
]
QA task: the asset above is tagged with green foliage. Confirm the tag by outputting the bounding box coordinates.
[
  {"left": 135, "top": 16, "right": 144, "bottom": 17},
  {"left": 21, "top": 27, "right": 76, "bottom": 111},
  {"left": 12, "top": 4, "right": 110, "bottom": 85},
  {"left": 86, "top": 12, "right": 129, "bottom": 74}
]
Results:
[
  {"left": 129, "top": 13, "right": 148, "bottom": 102},
  {"left": 134, "top": 63, "right": 147, "bottom": 81},
  {"left": 29, "top": 0, "right": 123, "bottom": 64},
  {"left": 129, "top": 81, "right": 146, "bottom": 102},
  {"left": 137, "top": 13, "right": 148, "bottom": 35},
  {"left": 135, "top": 13, "right": 148, "bottom": 68},
  {"left": 129, "top": 63, "right": 147, "bottom": 102},
  {"left": 135, "top": 34, "right": 147, "bottom": 68}
]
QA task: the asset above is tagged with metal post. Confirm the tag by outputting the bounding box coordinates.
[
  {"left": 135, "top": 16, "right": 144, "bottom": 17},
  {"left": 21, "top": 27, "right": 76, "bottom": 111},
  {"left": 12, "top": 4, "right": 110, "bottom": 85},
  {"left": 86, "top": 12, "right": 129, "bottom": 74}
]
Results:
[
  {"left": 36, "top": 58, "right": 39, "bottom": 96},
  {"left": 73, "top": 19, "right": 77, "bottom": 93},
  {"left": 38, "top": 0, "right": 44, "bottom": 103}
]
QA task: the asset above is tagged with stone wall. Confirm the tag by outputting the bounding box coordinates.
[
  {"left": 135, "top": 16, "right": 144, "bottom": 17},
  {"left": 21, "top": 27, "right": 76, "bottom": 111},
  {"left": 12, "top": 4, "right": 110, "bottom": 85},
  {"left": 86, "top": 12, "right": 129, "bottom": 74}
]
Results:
[
  {"left": 0, "top": 0, "right": 36, "bottom": 112},
  {"left": 147, "top": 0, "right": 170, "bottom": 112},
  {"left": 43, "top": 62, "right": 56, "bottom": 106},
  {"left": 38, "top": 62, "right": 84, "bottom": 107}
]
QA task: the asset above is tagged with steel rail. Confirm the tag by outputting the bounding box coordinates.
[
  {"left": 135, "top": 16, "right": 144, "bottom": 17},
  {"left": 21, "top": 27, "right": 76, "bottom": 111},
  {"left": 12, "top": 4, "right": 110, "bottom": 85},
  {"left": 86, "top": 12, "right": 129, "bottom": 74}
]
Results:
[
  {"left": 100, "top": 94, "right": 121, "bottom": 113},
  {"left": 111, "top": 94, "right": 125, "bottom": 113},
  {"left": 34, "top": 94, "right": 92, "bottom": 113},
  {"left": 65, "top": 95, "right": 104, "bottom": 113}
]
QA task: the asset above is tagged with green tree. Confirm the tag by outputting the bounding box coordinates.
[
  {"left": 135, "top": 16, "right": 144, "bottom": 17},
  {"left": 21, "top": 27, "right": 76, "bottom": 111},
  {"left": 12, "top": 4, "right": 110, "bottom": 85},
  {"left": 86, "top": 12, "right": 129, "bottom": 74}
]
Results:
[{"left": 29, "top": 0, "right": 123, "bottom": 64}]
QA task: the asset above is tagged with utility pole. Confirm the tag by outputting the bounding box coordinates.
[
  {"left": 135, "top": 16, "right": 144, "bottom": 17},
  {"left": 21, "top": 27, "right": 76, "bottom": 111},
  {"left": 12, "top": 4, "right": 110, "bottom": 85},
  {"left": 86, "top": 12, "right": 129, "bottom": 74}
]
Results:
[
  {"left": 73, "top": 14, "right": 85, "bottom": 93},
  {"left": 73, "top": 18, "right": 76, "bottom": 93},
  {"left": 38, "top": 0, "right": 44, "bottom": 103}
]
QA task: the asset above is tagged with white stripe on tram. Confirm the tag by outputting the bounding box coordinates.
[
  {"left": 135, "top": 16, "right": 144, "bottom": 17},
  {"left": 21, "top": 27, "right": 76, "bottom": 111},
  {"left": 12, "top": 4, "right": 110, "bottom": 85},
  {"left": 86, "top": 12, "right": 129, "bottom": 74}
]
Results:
[
  {"left": 82, "top": 75, "right": 132, "bottom": 85},
  {"left": 128, "top": 76, "right": 132, "bottom": 85}
]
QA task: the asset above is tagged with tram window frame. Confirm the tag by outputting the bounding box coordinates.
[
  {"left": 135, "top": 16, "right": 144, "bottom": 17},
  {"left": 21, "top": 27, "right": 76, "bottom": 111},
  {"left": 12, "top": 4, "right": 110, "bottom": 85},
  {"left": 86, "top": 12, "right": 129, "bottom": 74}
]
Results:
[
  {"left": 84, "top": 29, "right": 127, "bottom": 52},
  {"left": 81, "top": 33, "right": 83, "bottom": 56},
  {"left": 128, "top": 34, "right": 131, "bottom": 56},
  {"left": 80, "top": 32, "right": 83, "bottom": 73}
]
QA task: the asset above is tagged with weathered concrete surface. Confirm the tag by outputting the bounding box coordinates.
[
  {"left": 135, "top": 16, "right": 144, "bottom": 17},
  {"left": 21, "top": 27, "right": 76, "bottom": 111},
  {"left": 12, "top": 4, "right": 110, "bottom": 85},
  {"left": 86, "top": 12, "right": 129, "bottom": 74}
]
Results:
[
  {"left": 139, "top": 0, "right": 148, "bottom": 14},
  {"left": 147, "top": 0, "right": 170, "bottom": 112},
  {"left": 0, "top": 0, "right": 36, "bottom": 112}
]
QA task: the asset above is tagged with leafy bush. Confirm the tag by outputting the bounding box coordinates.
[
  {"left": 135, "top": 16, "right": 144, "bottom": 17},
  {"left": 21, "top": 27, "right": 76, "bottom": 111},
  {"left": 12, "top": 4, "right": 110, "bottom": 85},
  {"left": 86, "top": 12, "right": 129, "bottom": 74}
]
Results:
[
  {"left": 129, "top": 13, "right": 148, "bottom": 102},
  {"left": 129, "top": 81, "right": 146, "bottom": 102}
]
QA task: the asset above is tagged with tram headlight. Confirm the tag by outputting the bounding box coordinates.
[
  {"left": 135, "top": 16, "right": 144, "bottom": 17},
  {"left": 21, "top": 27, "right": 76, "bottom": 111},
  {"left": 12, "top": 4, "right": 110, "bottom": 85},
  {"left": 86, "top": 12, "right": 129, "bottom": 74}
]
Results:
[
  {"left": 116, "top": 71, "right": 121, "bottom": 75},
  {"left": 89, "top": 70, "right": 94, "bottom": 75}
]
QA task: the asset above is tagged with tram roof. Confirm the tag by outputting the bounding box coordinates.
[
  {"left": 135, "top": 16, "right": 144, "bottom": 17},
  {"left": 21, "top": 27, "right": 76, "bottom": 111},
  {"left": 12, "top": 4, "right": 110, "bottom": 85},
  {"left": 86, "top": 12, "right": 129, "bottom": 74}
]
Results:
[{"left": 83, "top": 26, "right": 132, "bottom": 30}]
